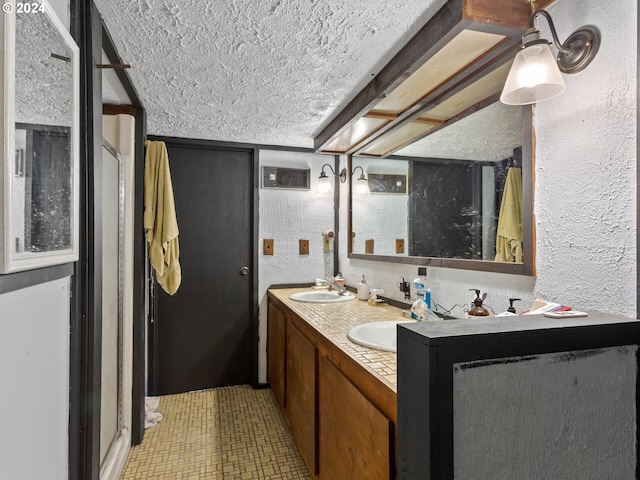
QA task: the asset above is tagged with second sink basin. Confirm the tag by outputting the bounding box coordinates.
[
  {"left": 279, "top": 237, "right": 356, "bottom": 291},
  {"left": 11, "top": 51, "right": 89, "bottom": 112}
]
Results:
[
  {"left": 290, "top": 291, "right": 355, "bottom": 303},
  {"left": 347, "top": 320, "right": 415, "bottom": 352}
]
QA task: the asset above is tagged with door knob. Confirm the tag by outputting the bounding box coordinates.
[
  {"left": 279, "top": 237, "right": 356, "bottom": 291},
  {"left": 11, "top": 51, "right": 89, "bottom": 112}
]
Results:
[{"left": 240, "top": 266, "right": 249, "bottom": 275}]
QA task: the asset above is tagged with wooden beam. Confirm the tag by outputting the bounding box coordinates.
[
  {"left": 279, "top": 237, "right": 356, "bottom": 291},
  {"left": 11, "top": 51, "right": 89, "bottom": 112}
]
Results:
[
  {"left": 364, "top": 112, "right": 399, "bottom": 121},
  {"left": 463, "top": 0, "right": 531, "bottom": 30},
  {"left": 413, "top": 117, "right": 445, "bottom": 126},
  {"left": 314, "top": 0, "right": 530, "bottom": 153}
]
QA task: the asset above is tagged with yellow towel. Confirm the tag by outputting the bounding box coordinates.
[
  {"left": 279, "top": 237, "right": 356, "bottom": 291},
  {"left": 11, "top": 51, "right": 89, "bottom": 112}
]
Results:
[
  {"left": 144, "top": 140, "right": 181, "bottom": 294},
  {"left": 495, "top": 167, "right": 523, "bottom": 263}
]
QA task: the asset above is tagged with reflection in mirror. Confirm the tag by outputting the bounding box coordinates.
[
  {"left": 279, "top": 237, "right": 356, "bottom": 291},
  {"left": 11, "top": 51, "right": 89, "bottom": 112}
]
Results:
[
  {"left": 352, "top": 159, "right": 409, "bottom": 256},
  {"left": 351, "top": 101, "right": 525, "bottom": 264},
  {"left": 12, "top": 6, "right": 75, "bottom": 257},
  {"left": 14, "top": 124, "right": 72, "bottom": 253}
]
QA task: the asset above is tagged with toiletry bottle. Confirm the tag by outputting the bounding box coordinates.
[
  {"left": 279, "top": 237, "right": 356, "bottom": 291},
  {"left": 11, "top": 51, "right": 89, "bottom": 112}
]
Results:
[
  {"left": 467, "top": 289, "right": 489, "bottom": 317},
  {"left": 357, "top": 273, "right": 369, "bottom": 300},
  {"left": 424, "top": 275, "right": 432, "bottom": 310},
  {"left": 412, "top": 267, "right": 431, "bottom": 309}
]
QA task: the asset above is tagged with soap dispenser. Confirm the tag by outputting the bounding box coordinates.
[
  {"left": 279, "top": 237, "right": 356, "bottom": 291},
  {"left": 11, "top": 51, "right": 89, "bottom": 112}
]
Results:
[
  {"left": 467, "top": 289, "right": 489, "bottom": 317},
  {"left": 507, "top": 298, "right": 521, "bottom": 314},
  {"left": 357, "top": 273, "right": 370, "bottom": 300}
]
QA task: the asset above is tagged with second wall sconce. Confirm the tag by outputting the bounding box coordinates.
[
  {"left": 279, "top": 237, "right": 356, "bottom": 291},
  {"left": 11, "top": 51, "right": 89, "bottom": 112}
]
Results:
[
  {"left": 501, "top": 9, "right": 600, "bottom": 105},
  {"left": 317, "top": 163, "right": 369, "bottom": 194}
]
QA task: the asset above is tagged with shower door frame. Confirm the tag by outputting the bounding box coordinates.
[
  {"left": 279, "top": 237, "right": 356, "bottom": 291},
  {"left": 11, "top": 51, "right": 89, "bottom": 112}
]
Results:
[{"left": 99, "top": 140, "right": 126, "bottom": 477}]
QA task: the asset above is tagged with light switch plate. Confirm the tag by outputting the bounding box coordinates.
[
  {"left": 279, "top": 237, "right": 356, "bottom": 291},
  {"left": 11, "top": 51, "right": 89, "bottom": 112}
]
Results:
[
  {"left": 395, "top": 239, "right": 405, "bottom": 254},
  {"left": 263, "top": 239, "right": 274, "bottom": 255}
]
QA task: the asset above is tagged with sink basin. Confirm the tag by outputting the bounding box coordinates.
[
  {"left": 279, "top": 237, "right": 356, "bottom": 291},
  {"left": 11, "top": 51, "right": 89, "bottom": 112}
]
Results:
[
  {"left": 347, "top": 320, "right": 415, "bottom": 352},
  {"left": 289, "top": 291, "right": 355, "bottom": 303}
]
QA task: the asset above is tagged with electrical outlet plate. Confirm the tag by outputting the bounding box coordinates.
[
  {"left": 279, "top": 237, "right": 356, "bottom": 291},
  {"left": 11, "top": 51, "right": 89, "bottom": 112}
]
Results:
[
  {"left": 263, "top": 239, "right": 274, "bottom": 255},
  {"left": 365, "top": 239, "right": 374, "bottom": 254},
  {"left": 299, "top": 239, "right": 309, "bottom": 255}
]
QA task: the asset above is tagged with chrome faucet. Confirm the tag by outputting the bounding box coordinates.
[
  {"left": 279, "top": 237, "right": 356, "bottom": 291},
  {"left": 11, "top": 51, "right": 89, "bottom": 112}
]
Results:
[{"left": 326, "top": 275, "right": 347, "bottom": 295}]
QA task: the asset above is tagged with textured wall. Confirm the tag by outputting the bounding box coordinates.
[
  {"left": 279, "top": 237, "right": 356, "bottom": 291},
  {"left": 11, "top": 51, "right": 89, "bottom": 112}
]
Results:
[
  {"left": 340, "top": 0, "right": 638, "bottom": 318},
  {"left": 533, "top": 0, "right": 637, "bottom": 316},
  {"left": 453, "top": 347, "right": 637, "bottom": 479},
  {"left": 258, "top": 149, "right": 335, "bottom": 382}
]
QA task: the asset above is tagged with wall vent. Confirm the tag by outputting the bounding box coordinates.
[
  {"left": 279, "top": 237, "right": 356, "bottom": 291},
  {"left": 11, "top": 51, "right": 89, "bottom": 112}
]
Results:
[{"left": 262, "top": 166, "right": 310, "bottom": 190}]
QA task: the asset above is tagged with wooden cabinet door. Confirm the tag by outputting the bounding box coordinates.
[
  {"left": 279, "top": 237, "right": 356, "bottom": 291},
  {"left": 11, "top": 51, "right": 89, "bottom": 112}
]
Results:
[
  {"left": 319, "top": 355, "right": 392, "bottom": 480},
  {"left": 286, "top": 321, "right": 317, "bottom": 475},
  {"left": 267, "top": 301, "right": 286, "bottom": 411}
]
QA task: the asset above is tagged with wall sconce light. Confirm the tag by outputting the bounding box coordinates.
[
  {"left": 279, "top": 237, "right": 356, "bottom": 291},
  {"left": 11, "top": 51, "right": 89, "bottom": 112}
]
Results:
[
  {"left": 500, "top": 9, "right": 600, "bottom": 105},
  {"left": 352, "top": 166, "right": 369, "bottom": 195},
  {"left": 317, "top": 164, "right": 347, "bottom": 193}
]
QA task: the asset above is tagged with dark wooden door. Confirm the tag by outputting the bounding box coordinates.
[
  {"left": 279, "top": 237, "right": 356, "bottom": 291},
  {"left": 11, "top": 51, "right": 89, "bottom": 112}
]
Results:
[
  {"left": 149, "top": 141, "right": 255, "bottom": 395},
  {"left": 409, "top": 161, "right": 480, "bottom": 259}
]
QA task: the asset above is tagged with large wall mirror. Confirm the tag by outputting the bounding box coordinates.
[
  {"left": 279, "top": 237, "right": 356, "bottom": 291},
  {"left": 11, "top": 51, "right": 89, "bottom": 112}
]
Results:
[
  {"left": 348, "top": 100, "right": 534, "bottom": 275},
  {"left": 310, "top": 0, "right": 534, "bottom": 275},
  {"left": 1, "top": 0, "right": 79, "bottom": 273}
]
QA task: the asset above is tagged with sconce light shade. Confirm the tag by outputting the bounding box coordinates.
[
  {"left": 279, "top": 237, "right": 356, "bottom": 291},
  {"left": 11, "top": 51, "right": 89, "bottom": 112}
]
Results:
[
  {"left": 500, "top": 9, "right": 600, "bottom": 106},
  {"left": 500, "top": 42, "right": 565, "bottom": 105},
  {"left": 317, "top": 170, "right": 333, "bottom": 193},
  {"left": 352, "top": 165, "right": 370, "bottom": 195},
  {"left": 355, "top": 176, "right": 369, "bottom": 195}
]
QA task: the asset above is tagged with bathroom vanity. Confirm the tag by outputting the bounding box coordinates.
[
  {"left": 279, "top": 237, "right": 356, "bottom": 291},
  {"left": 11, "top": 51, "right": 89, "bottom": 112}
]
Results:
[
  {"left": 397, "top": 314, "right": 640, "bottom": 479},
  {"left": 268, "top": 287, "right": 640, "bottom": 479},
  {"left": 267, "top": 287, "right": 405, "bottom": 480}
]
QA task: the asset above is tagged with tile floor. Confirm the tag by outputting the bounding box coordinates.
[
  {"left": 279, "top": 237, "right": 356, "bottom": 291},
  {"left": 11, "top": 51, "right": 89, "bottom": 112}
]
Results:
[{"left": 120, "top": 386, "right": 311, "bottom": 479}]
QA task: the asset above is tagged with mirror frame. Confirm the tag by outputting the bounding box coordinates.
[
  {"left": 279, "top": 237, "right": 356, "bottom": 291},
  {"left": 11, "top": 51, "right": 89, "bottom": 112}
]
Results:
[
  {"left": 0, "top": 0, "right": 80, "bottom": 273},
  {"left": 348, "top": 104, "right": 534, "bottom": 276}
]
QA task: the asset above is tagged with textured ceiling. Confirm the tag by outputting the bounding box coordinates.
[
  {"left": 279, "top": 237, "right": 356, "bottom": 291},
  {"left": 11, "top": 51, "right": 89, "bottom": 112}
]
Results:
[
  {"left": 17, "top": 7, "right": 75, "bottom": 126},
  {"left": 95, "top": 0, "right": 446, "bottom": 149},
  {"left": 396, "top": 102, "right": 522, "bottom": 162}
]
